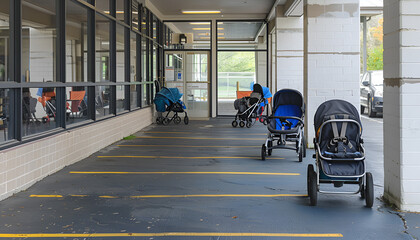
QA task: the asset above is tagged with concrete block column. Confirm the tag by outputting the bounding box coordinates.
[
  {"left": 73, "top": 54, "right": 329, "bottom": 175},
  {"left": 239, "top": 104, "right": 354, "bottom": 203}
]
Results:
[
  {"left": 276, "top": 6, "right": 304, "bottom": 93},
  {"left": 303, "top": 0, "right": 360, "bottom": 146},
  {"left": 383, "top": 0, "right": 420, "bottom": 212}
]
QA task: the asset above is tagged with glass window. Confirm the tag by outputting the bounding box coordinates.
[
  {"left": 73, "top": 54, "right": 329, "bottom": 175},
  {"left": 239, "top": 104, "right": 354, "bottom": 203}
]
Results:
[
  {"left": 132, "top": 2, "right": 139, "bottom": 31},
  {"left": 130, "top": 84, "right": 138, "bottom": 109},
  {"left": 141, "top": 37, "right": 147, "bottom": 82},
  {"left": 164, "top": 21, "right": 211, "bottom": 50},
  {"left": 153, "top": 45, "right": 157, "bottom": 81},
  {"left": 66, "top": 86, "right": 89, "bottom": 125},
  {"left": 116, "top": 0, "right": 125, "bottom": 23},
  {"left": 141, "top": 7, "right": 147, "bottom": 35},
  {"left": 130, "top": 32, "right": 137, "bottom": 82},
  {"left": 96, "top": 14, "right": 110, "bottom": 82},
  {"left": 0, "top": 89, "right": 11, "bottom": 142},
  {"left": 66, "top": 0, "right": 87, "bottom": 83},
  {"left": 95, "top": 0, "right": 110, "bottom": 15},
  {"left": 96, "top": 85, "right": 111, "bottom": 118},
  {"left": 116, "top": 85, "right": 125, "bottom": 113},
  {"left": 116, "top": 23, "right": 125, "bottom": 82},
  {"left": 217, "top": 21, "right": 267, "bottom": 50},
  {"left": 142, "top": 83, "right": 148, "bottom": 106},
  {"left": 0, "top": 1, "right": 9, "bottom": 82},
  {"left": 22, "top": 0, "right": 57, "bottom": 82},
  {"left": 23, "top": 87, "right": 57, "bottom": 136}
]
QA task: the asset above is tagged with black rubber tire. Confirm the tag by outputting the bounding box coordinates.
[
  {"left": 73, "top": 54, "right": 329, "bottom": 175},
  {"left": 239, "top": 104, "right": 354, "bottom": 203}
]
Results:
[
  {"left": 184, "top": 116, "right": 189, "bottom": 125},
  {"left": 246, "top": 121, "right": 252, "bottom": 128},
  {"left": 298, "top": 147, "right": 303, "bottom": 162},
  {"left": 261, "top": 144, "right": 266, "bottom": 161},
  {"left": 368, "top": 98, "right": 377, "bottom": 118},
  {"left": 307, "top": 164, "right": 317, "bottom": 206},
  {"left": 42, "top": 117, "right": 49, "bottom": 123},
  {"left": 365, "top": 172, "right": 374, "bottom": 208},
  {"left": 302, "top": 137, "right": 307, "bottom": 158},
  {"left": 174, "top": 116, "right": 181, "bottom": 125},
  {"left": 239, "top": 121, "right": 245, "bottom": 128},
  {"left": 162, "top": 118, "right": 170, "bottom": 126},
  {"left": 232, "top": 120, "right": 238, "bottom": 128},
  {"left": 156, "top": 117, "right": 162, "bottom": 125},
  {"left": 263, "top": 119, "right": 267, "bottom": 125},
  {"left": 267, "top": 141, "right": 272, "bottom": 156},
  {"left": 360, "top": 184, "right": 365, "bottom": 199},
  {"left": 361, "top": 105, "right": 365, "bottom": 114}
]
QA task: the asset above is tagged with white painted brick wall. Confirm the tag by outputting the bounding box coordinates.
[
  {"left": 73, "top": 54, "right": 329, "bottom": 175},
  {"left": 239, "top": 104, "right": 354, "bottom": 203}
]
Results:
[
  {"left": 304, "top": 0, "right": 360, "bottom": 147},
  {"left": 276, "top": 16, "right": 304, "bottom": 93},
  {"left": 383, "top": 0, "right": 420, "bottom": 212},
  {"left": 0, "top": 108, "right": 153, "bottom": 201}
]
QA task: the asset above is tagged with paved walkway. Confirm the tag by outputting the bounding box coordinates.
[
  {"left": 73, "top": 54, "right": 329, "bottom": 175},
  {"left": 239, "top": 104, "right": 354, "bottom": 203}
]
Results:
[{"left": 0, "top": 118, "right": 418, "bottom": 239}]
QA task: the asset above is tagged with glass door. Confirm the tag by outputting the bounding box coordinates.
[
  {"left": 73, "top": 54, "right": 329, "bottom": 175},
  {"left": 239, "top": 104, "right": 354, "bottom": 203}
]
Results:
[{"left": 165, "top": 51, "right": 210, "bottom": 118}]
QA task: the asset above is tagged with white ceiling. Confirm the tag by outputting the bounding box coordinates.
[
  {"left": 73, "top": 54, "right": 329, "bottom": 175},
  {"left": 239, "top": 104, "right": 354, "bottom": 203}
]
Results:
[{"left": 148, "top": 0, "right": 286, "bottom": 19}]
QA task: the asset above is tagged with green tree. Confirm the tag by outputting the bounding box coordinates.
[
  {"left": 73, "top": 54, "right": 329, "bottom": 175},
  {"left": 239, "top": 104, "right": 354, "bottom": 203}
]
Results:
[
  {"left": 367, "top": 44, "right": 383, "bottom": 70},
  {"left": 218, "top": 52, "right": 255, "bottom": 72}
]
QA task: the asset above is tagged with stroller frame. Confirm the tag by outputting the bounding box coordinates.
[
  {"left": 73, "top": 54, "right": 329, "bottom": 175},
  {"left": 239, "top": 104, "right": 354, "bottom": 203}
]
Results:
[
  {"left": 308, "top": 117, "right": 373, "bottom": 208},
  {"left": 232, "top": 84, "right": 266, "bottom": 128},
  {"left": 154, "top": 87, "right": 189, "bottom": 126}
]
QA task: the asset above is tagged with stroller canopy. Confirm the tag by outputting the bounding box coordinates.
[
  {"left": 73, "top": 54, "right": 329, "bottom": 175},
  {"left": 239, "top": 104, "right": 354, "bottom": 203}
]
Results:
[
  {"left": 154, "top": 87, "right": 183, "bottom": 112},
  {"left": 314, "top": 99, "right": 361, "bottom": 133},
  {"left": 272, "top": 89, "right": 304, "bottom": 113},
  {"left": 250, "top": 82, "right": 272, "bottom": 99}
]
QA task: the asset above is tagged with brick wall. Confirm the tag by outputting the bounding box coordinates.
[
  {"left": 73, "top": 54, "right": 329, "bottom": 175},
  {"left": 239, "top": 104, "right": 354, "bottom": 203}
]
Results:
[{"left": 0, "top": 107, "right": 153, "bottom": 201}]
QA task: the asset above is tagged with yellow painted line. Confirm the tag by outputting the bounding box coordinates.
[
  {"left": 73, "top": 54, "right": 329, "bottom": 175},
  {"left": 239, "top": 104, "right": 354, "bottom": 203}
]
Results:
[
  {"left": 117, "top": 144, "right": 260, "bottom": 148},
  {"left": 0, "top": 232, "right": 343, "bottom": 238},
  {"left": 97, "top": 156, "right": 284, "bottom": 159},
  {"left": 130, "top": 194, "right": 307, "bottom": 198},
  {"left": 136, "top": 136, "right": 265, "bottom": 140},
  {"left": 70, "top": 171, "right": 300, "bottom": 176},
  {"left": 30, "top": 194, "right": 307, "bottom": 199},
  {"left": 70, "top": 195, "right": 88, "bottom": 197},
  {"left": 143, "top": 131, "right": 267, "bottom": 136},
  {"left": 99, "top": 196, "right": 119, "bottom": 199},
  {"left": 29, "top": 195, "right": 63, "bottom": 198}
]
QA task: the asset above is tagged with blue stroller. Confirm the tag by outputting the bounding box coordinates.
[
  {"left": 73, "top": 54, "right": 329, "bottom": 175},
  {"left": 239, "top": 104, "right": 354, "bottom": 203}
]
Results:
[
  {"left": 261, "top": 89, "right": 306, "bottom": 162},
  {"left": 154, "top": 87, "right": 189, "bottom": 125},
  {"left": 308, "top": 99, "right": 373, "bottom": 207}
]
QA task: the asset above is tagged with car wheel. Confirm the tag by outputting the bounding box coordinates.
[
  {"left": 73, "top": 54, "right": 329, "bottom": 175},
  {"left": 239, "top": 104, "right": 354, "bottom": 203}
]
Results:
[{"left": 368, "top": 98, "right": 377, "bottom": 118}]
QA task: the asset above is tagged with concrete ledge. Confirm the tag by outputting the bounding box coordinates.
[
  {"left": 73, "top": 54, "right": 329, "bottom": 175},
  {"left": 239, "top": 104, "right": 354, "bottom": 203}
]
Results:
[{"left": 0, "top": 107, "right": 153, "bottom": 201}]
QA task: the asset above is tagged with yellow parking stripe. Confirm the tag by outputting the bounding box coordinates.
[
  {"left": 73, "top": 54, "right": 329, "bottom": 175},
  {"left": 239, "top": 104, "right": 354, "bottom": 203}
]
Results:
[
  {"left": 97, "top": 156, "right": 284, "bottom": 159},
  {"left": 142, "top": 131, "right": 267, "bottom": 136},
  {"left": 117, "top": 145, "right": 260, "bottom": 148},
  {"left": 136, "top": 136, "right": 265, "bottom": 140},
  {"left": 0, "top": 232, "right": 343, "bottom": 238},
  {"left": 30, "top": 194, "right": 307, "bottom": 198},
  {"left": 29, "top": 195, "right": 63, "bottom": 198},
  {"left": 69, "top": 171, "right": 300, "bottom": 176}
]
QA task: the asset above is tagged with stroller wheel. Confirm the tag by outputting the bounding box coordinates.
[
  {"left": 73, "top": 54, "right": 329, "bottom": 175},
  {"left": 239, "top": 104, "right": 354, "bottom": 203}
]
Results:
[
  {"left": 162, "top": 118, "right": 170, "bottom": 126},
  {"left": 239, "top": 121, "right": 245, "bottom": 128},
  {"left": 42, "top": 117, "right": 49, "bottom": 123},
  {"left": 261, "top": 144, "right": 266, "bottom": 161},
  {"left": 365, "top": 172, "right": 374, "bottom": 208},
  {"left": 231, "top": 120, "right": 238, "bottom": 128},
  {"left": 267, "top": 141, "right": 272, "bottom": 156},
  {"left": 174, "top": 116, "right": 182, "bottom": 125},
  {"left": 298, "top": 146, "right": 303, "bottom": 162},
  {"left": 307, "top": 164, "right": 317, "bottom": 206},
  {"left": 184, "top": 116, "right": 189, "bottom": 125},
  {"left": 156, "top": 117, "right": 163, "bottom": 125},
  {"left": 246, "top": 121, "right": 252, "bottom": 128},
  {"left": 263, "top": 118, "right": 268, "bottom": 125},
  {"left": 360, "top": 184, "right": 365, "bottom": 199},
  {"left": 302, "top": 137, "right": 307, "bottom": 158}
]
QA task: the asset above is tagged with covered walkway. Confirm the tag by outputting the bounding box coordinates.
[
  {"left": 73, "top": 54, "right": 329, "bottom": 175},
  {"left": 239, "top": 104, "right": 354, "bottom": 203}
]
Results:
[{"left": 0, "top": 119, "right": 417, "bottom": 239}]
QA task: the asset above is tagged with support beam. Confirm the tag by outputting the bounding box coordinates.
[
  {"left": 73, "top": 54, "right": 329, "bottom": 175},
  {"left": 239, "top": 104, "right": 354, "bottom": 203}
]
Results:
[
  {"left": 383, "top": 0, "right": 420, "bottom": 212},
  {"left": 303, "top": 0, "right": 360, "bottom": 147}
]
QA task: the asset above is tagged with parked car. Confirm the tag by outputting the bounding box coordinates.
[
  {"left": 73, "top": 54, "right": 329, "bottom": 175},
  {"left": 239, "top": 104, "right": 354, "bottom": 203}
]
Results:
[{"left": 360, "top": 70, "right": 383, "bottom": 117}]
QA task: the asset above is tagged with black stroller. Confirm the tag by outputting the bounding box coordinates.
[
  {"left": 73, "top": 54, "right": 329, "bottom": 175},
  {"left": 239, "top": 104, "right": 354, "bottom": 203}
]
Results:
[
  {"left": 232, "top": 84, "right": 266, "bottom": 128},
  {"left": 308, "top": 99, "right": 373, "bottom": 207},
  {"left": 261, "top": 89, "right": 306, "bottom": 162}
]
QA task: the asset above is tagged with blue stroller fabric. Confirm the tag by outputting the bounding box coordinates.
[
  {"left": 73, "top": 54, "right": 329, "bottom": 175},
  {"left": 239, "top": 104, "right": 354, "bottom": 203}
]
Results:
[
  {"left": 154, "top": 87, "right": 185, "bottom": 113},
  {"left": 274, "top": 105, "right": 302, "bottom": 130},
  {"left": 250, "top": 82, "right": 272, "bottom": 107}
]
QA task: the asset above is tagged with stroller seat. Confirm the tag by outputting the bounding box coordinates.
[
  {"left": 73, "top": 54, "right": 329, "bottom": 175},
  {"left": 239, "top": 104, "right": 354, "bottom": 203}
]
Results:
[{"left": 267, "top": 104, "right": 302, "bottom": 134}]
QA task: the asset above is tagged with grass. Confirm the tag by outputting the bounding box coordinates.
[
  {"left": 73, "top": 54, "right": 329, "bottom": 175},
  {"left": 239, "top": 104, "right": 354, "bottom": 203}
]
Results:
[{"left": 123, "top": 135, "right": 136, "bottom": 140}]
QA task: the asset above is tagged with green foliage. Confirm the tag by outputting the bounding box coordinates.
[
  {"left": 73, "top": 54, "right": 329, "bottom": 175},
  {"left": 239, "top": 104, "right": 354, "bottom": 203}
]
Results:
[
  {"left": 218, "top": 52, "right": 255, "bottom": 72},
  {"left": 367, "top": 45, "right": 383, "bottom": 71},
  {"left": 123, "top": 135, "right": 136, "bottom": 140}
]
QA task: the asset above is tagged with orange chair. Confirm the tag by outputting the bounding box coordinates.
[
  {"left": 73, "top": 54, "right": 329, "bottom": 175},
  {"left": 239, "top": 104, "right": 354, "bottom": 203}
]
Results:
[{"left": 68, "top": 91, "right": 86, "bottom": 118}]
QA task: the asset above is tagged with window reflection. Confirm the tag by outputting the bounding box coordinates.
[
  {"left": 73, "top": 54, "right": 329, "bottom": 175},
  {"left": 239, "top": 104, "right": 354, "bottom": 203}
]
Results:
[{"left": 96, "top": 85, "right": 111, "bottom": 118}]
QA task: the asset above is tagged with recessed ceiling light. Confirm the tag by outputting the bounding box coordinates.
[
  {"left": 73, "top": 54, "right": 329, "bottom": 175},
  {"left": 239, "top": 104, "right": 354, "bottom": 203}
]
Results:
[
  {"left": 182, "top": 10, "right": 221, "bottom": 14},
  {"left": 190, "top": 22, "right": 211, "bottom": 25},
  {"left": 192, "top": 28, "right": 224, "bottom": 30}
]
